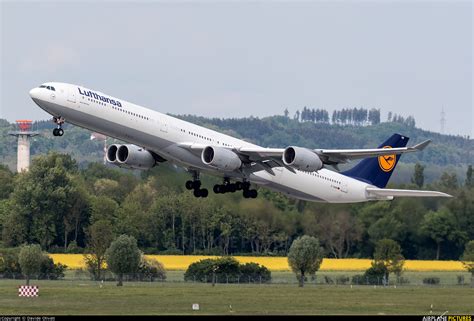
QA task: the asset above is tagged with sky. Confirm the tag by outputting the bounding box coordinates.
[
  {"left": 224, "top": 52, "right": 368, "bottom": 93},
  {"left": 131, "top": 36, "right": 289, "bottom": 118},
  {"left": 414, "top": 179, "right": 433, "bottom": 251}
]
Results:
[{"left": 0, "top": 0, "right": 472, "bottom": 137}]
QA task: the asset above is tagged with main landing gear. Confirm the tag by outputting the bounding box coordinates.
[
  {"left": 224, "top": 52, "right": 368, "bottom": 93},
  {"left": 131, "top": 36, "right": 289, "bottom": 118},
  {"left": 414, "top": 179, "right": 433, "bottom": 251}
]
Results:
[
  {"left": 185, "top": 172, "right": 208, "bottom": 198},
  {"left": 52, "top": 116, "right": 65, "bottom": 136},
  {"left": 213, "top": 179, "right": 258, "bottom": 199},
  {"left": 185, "top": 172, "right": 257, "bottom": 199}
]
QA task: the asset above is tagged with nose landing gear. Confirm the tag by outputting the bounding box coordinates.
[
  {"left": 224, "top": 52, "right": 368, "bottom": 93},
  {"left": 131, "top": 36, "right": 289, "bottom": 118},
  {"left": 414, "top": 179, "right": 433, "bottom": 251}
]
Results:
[{"left": 52, "top": 117, "right": 65, "bottom": 136}]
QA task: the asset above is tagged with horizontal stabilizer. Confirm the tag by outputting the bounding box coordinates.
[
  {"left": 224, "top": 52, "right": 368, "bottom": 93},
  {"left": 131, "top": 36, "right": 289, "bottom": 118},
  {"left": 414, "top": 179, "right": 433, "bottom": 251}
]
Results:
[{"left": 366, "top": 187, "right": 452, "bottom": 199}]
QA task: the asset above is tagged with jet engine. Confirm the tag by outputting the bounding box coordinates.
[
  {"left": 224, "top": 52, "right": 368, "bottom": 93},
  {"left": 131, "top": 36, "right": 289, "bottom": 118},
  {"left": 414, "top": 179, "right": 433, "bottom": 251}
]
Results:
[
  {"left": 282, "top": 146, "right": 323, "bottom": 172},
  {"left": 106, "top": 144, "right": 120, "bottom": 165},
  {"left": 106, "top": 144, "right": 156, "bottom": 170},
  {"left": 201, "top": 146, "right": 242, "bottom": 171}
]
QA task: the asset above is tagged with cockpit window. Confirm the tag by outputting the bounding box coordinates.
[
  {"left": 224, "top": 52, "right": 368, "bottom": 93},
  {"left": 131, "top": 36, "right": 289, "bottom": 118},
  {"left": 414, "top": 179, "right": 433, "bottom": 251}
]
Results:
[{"left": 40, "top": 85, "right": 55, "bottom": 91}]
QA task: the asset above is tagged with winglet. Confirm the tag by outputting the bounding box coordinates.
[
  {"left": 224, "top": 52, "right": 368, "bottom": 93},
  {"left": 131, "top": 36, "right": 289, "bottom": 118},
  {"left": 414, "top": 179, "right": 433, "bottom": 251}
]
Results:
[{"left": 411, "top": 139, "right": 431, "bottom": 151}]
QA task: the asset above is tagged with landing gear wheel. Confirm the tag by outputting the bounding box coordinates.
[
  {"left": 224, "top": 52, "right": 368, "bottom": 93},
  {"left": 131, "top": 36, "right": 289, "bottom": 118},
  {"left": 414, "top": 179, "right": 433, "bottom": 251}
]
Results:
[
  {"left": 228, "top": 184, "right": 237, "bottom": 193},
  {"left": 213, "top": 185, "right": 221, "bottom": 194},
  {"left": 200, "top": 189, "right": 208, "bottom": 198},
  {"left": 185, "top": 180, "right": 194, "bottom": 190},
  {"left": 192, "top": 180, "right": 201, "bottom": 190},
  {"left": 193, "top": 189, "right": 202, "bottom": 197},
  {"left": 250, "top": 189, "right": 258, "bottom": 198},
  {"left": 57, "top": 128, "right": 64, "bottom": 136},
  {"left": 235, "top": 182, "right": 243, "bottom": 190},
  {"left": 53, "top": 128, "right": 59, "bottom": 136},
  {"left": 194, "top": 188, "right": 208, "bottom": 198}
]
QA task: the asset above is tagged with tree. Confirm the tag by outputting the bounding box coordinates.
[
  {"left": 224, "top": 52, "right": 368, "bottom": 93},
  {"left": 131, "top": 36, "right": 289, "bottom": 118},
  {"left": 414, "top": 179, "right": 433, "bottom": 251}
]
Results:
[
  {"left": 288, "top": 235, "right": 324, "bottom": 287},
  {"left": 373, "top": 239, "right": 405, "bottom": 283},
  {"left": 421, "top": 209, "right": 466, "bottom": 260},
  {"left": 439, "top": 172, "right": 458, "bottom": 190},
  {"left": 466, "top": 165, "right": 473, "bottom": 188},
  {"left": 318, "top": 211, "right": 361, "bottom": 258},
  {"left": 411, "top": 163, "right": 425, "bottom": 188},
  {"left": 84, "top": 220, "right": 114, "bottom": 280},
  {"left": 105, "top": 234, "right": 141, "bottom": 286},
  {"left": 8, "top": 152, "right": 79, "bottom": 248},
  {"left": 18, "top": 244, "right": 43, "bottom": 285},
  {"left": 90, "top": 195, "right": 118, "bottom": 224},
  {"left": 461, "top": 240, "right": 474, "bottom": 287},
  {"left": 0, "top": 164, "right": 13, "bottom": 200}
]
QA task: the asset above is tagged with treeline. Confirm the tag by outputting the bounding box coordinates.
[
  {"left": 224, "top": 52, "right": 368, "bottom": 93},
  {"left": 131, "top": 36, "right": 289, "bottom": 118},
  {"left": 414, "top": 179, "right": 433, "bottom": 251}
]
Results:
[
  {"left": 0, "top": 153, "right": 472, "bottom": 261},
  {"left": 288, "top": 107, "right": 381, "bottom": 125},
  {"left": 286, "top": 107, "right": 414, "bottom": 127}
]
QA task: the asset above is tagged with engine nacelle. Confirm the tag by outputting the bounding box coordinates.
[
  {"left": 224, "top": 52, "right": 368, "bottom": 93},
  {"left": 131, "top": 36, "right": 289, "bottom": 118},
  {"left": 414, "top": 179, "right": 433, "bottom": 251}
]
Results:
[
  {"left": 201, "top": 146, "right": 242, "bottom": 171},
  {"left": 106, "top": 144, "right": 156, "bottom": 170},
  {"left": 282, "top": 146, "right": 323, "bottom": 172},
  {"left": 106, "top": 144, "right": 120, "bottom": 164}
]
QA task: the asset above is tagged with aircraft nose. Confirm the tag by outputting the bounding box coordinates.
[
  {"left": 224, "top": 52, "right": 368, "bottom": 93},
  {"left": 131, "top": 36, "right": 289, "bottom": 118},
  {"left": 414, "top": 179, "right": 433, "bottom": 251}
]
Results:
[{"left": 29, "top": 87, "right": 40, "bottom": 99}]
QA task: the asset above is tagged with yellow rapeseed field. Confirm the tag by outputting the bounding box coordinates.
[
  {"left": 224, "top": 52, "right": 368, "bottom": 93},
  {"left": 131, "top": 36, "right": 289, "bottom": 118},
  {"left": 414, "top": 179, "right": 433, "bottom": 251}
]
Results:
[{"left": 49, "top": 254, "right": 466, "bottom": 272}]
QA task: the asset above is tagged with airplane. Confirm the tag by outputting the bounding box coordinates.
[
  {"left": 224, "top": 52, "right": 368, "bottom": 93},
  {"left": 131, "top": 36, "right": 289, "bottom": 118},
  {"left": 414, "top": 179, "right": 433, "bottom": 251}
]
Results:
[{"left": 29, "top": 82, "right": 451, "bottom": 203}]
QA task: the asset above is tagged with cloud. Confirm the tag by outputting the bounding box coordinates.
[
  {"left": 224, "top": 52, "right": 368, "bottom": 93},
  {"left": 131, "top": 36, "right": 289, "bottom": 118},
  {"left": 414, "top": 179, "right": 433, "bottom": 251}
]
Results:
[{"left": 18, "top": 44, "right": 80, "bottom": 73}]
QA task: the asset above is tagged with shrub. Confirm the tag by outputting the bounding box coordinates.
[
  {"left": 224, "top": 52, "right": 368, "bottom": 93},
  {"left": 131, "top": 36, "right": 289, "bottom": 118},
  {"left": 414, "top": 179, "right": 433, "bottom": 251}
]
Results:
[
  {"left": 0, "top": 248, "right": 21, "bottom": 278},
  {"left": 239, "top": 262, "right": 271, "bottom": 283},
  {"left": 423, "top": 277, "right": 440, "bottom": 285},
  {"left": 184, "top": 257, "right": 271, "bottom": 283},
  {"left": 185, "top": 257, "right": 240, "bottom": 283},
  {"left": 133, "top": 257, "right": 166, "bottom": 282},
  {"left": 184, "top": 258, "right": 215, "bottom": 282},
  {"left": 39, "top": 256, "right": 67, "bottom": 280},
  {"left": 363, "top": 262, "right": 389, "bottom": 285},
  {"left": 457, "top": 275, "right": 465, "bottom": 285},
  {"left": 324, "top": 276, "right": 334, "bottom": 284}
]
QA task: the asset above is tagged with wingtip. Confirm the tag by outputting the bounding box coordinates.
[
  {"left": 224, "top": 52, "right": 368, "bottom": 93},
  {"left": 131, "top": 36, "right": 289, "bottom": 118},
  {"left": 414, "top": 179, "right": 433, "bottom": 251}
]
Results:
[{"left": 412, "top": 139, "right": 432, "bottom": 151}]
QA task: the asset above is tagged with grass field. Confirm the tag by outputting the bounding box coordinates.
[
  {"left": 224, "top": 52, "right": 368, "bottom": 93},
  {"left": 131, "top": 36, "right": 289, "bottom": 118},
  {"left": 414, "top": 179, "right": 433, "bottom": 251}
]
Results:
[{"left": 0, "top": 279, "right": 473, "bottom": 315}]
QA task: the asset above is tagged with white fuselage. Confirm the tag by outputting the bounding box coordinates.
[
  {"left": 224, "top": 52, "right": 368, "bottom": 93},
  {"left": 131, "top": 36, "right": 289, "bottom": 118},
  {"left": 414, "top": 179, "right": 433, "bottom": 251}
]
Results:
[{"left": 29, "top": 82, "right": 376, "bottom": 203}]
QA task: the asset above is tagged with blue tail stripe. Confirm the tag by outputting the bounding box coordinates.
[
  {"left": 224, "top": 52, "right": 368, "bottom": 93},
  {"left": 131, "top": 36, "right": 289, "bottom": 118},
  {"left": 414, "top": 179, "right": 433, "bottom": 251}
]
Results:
[{"left": 341, "top": 134, "right": 409, "bottom": 188}]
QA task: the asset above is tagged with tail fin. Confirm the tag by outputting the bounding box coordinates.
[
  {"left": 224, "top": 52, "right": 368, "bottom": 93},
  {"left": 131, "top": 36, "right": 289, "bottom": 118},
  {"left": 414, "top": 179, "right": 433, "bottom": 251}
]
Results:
[{"left": 341, "top": 134, "right": 409, "bottom": 188}]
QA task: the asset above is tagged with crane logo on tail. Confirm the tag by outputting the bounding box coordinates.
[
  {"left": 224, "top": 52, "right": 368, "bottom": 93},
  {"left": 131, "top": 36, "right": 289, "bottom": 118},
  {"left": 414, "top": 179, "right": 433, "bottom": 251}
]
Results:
[{"left": 378, "top": 146, "right": 396, "bottom": 172}]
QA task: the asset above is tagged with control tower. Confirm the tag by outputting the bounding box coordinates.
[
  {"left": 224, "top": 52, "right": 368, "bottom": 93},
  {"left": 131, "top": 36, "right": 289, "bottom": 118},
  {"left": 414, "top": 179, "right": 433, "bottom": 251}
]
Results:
[{"left": 8, "top": 120, "right": 39, "bottom": 172}]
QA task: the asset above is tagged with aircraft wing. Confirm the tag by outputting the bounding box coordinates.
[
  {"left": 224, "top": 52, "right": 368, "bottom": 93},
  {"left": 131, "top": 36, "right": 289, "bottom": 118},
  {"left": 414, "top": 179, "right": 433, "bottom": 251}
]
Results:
[
  {"left": 366, "top": 187, "right": 452, "bottom": 198},
  {"left": 178, "top": 139, "right": 431, "bottom": 166},
  {"left": 238, "top": 140, "right": 431, "bottom": 165}
]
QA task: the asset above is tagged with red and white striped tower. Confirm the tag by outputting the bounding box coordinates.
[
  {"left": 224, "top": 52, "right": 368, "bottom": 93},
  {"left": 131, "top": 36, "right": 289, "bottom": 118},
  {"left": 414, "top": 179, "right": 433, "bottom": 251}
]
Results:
[{"left": 8, "top": 120, "right": 39, "bottom": 172}]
